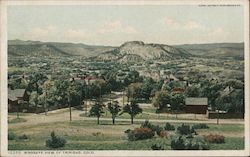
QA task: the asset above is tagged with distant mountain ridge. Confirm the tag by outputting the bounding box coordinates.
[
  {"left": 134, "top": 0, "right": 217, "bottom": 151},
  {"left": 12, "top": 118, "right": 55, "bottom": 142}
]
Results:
[
  {"left": 8, "top": 40, "right": 244, "bottom": 60},
  {"left": 8, "top": 39, "right": 115, "bottom": 57},
  {"left": 174, "top": 42, "right": 244, "bottom": 59}
]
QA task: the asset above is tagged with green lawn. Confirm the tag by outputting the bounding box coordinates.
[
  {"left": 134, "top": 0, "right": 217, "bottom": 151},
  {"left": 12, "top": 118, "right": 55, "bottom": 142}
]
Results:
[
  {"left": 209, "top": 137, "right": 245, "bottom": 150},
  {"left": 8, "top": 120, "right": 244, "bottom": 150}
]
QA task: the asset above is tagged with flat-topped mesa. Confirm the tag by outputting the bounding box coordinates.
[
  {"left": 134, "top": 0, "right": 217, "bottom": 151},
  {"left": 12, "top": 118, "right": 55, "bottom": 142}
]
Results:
[{"left": 117, "top": 41, "right": 190, "bottom": 60}]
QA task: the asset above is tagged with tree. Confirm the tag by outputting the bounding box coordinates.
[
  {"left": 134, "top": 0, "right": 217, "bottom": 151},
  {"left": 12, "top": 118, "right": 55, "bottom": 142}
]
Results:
[
  {"left": 120, "top": 100, "right": 142, "bottom": 124},
  {"left": 152, "top": 91, "right": 171, "bottom": 110},
  {"left": 224, "top": 79, "right": 244, "bottom": 90},
  {"left": 43, "top": 80, "right": 54, "bottom": 115},
  {"left": 107, "top": 101, "right": 121, "bottom": 124},
  {"left": 68, "top": 81, "right": 81, "bottom": 107},
  {"left": 29, "top": 91, "right": 45, "bottom": 113},
  {"left": 8, "top": 76, "right": 28, "bottom": 89},
  {"left": 27, "top": 72, "right": 47, "bottom": 94},
  {"left": 89, "top": 102, "right": 105, "bottom": 124},
  {"left": 151, "top": 80, "right": 164, "bottom": 97},
  {"left": 124, "top": 70, "right": 143, "bottom": 86},
  {"left": 53, "top": 80, "right": 70, "bottom": 107},
  {"left": 200, "top": 79, "right": 224, "bottom": 110},
  {"left": 95, "top": 79, "right": 107, "bottom": 97},
  {"left": 170, "top": 93, "right": 185, "bottom": 118},
  {"left": 127, "top": 83, "right": 143, "bottom": 100},
  {"left": 140, "top": 78, "right": 155, "bottom": 100},
  {"left": 184, "top": 85, "right": 200, "bottom": 97},
  {"left": 216, "top": 89, "right": 244, "bottom": 114}
]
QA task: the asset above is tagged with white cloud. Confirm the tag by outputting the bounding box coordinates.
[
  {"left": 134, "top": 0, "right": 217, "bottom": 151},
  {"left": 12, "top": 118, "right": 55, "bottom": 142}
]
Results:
[
  {"left": 209, "top": 27, "right": 225, "bottom": 36},
  {"left": 47, "top": 25, "right": 57, "bottom": 32},
  {"left": 97, "top": 20, "right": 138, "bottom": 34},
  {"left": 124, "top": 26, "right": 137, "bottom": 33},
  {"left": 163, "top": 17, "right": 181, "bottom": 28},
  {"left": 184, "top": 20, "right": 205, "bottom": 30},
  {"left": 26, "top": 26, "right": 57, "bottom": 40},
  {"left": 162, "top": 17, "right": 205, "bottom": 30},
  {"left": 63, "top": 29, "right": 86, "bottom": 39}
]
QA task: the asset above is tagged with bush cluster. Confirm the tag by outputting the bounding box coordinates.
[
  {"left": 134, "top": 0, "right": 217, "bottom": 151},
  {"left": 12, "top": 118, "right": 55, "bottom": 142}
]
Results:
[
  {"left": 140, "top": 120, "right": 157, "bottom": 131},
  {"left": 151, "top": 143, "right": 165, "bottom": 150},
  {"left": 192, "top": 123, "right": 209, "bottom": 129},
  {"left": 18, "top": 134, "right": 29, "bottom": 140},
  {"left": 140, "top": 120, "right": 167, "bottom": 138},
  {"left": 177, "top": 124, "right": 196, "bottom": 135},
  {"left": 171, "top": 135, "right": 209, "bottom": 150},
  {"left": 46, "top": 131, "right": 66, "bottom": 148},
  {"left": 203, "top": 134, "right": 225, "bottom": 144},
  {"left": 8, "top": 132, "right": 16, "bottom": 140},
  {"left": 164, "top": 122, "right": 175, "bottom": 131},
  {"left": 158, "top": 130, "right": 168, "bottom": 138},
  {"left": 126, "top": 128, "right": 155, "bottom": 141}
]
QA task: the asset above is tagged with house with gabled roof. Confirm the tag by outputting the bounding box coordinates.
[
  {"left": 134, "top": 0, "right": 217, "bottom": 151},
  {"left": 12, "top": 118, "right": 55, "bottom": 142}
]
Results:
[{"left": 8, "top": 88, "right": 29, "bottom": 112}]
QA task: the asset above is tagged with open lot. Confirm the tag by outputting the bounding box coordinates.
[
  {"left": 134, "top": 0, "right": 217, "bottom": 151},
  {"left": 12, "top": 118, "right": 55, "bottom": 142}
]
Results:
[{"left": 8, "top": 108, "right": 244, "bottom": 150}]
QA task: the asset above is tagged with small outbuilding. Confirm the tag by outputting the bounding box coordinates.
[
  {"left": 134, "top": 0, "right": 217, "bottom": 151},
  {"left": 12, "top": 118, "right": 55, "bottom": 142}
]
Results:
[
  {"left": 185, "top": 97, "right": 208, "bottom": 114},
  {"left": 8, "top": 88, "right": 28, "bottom": 112}
]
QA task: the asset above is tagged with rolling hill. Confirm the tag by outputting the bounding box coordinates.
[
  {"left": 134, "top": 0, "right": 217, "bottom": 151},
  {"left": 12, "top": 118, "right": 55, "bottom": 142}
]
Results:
[
  {"left": 8, "top": 40, "right": 115, "bottom": 57},
  {"left": 8, "top": 40, "right": 244, "bottom": 60},
  {"left": 174, "top": 43, "right": 244, "bottom": 59}
]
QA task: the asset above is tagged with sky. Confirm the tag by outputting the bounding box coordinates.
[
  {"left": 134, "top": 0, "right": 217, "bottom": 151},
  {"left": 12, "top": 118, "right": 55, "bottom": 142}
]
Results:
[{"left": 8, "top": 5, "right": 244, "bottom": 46}]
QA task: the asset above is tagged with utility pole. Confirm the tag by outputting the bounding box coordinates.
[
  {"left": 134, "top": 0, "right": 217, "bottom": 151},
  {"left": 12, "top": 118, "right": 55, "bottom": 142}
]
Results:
[
  {"left": 45, "top": 90, "right": 47, "bottom": 116},
  {"left": 217, "top": 109, "right": 219, "bottom": 125},
  {"left": 68, "top": 90, "right": 72, "bottom": 122},
  {"left": 122, "top": 90, "right": 125, "bottom": 107},
  {"left": 85, "top": 79, "right": 89, "bottom": 115},
  {"left": 16, "top": 105, "right": 19, "bottom": 119}
]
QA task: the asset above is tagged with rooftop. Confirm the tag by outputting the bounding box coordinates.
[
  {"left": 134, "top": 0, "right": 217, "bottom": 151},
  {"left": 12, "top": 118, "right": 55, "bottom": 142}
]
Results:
[
  {"left": 8, "top": 88, "right": 26, "bottom": 101},
  {"left": 185, "top": 97, "right": 208, "bottom": 106}
]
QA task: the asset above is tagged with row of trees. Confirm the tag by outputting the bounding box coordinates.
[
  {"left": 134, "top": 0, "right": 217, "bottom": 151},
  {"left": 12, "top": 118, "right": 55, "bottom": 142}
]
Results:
[{"left": 89, "top": 100, "right": 142, "bottom": 125}]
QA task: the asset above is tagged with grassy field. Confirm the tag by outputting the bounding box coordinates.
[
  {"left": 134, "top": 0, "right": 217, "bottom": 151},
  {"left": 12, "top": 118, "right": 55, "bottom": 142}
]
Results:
[
  {"left": 8, "top": 120, "right": 244, "bottom": 150},
  {"left": 8, "top": 118, "right": 27, "bottom": 124}
]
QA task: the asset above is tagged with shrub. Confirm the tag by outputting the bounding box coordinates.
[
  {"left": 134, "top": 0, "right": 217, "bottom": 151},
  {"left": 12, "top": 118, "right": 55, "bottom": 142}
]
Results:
[
  {"left": 124, "top": 129, "right": 131, "bottom": 134},
  {"left": 151, "top": 143, "right": 165, "bottom": 150},
  {"left": 140, "top": 120, "right": 166, "bottom": 137},
  {"left": 171, "top": 136, "right": 185, "bottom": 150},
  {"left": 164, "top": 122, "right": 175, "bottom": 131},
  {"left": 46, "top": 131, "right": 66, "bottom": 148},
  {"left": 186, "top": 136, "right": 209, "bottom": 150},
  {"left": 203, "top": 134, "right": 225, "bottom": 144},
  {"left": 154, "top": 125, "right": 163, "bottom": 136},
  {"left": 158, "top": 130, "right": 168, "bottom": 138},
  {"left": 192, "top": 123, "right": 209, "bottom": 129},
  {"left": 171, "top": 135, "right": 209, "bottom": 150},
  {"left": 191, "top": 127, "right": 197, "bottom": 135},
  {"left": 140, "top": 120, "right": 157, "bottom": 131},
  {"left": 126, "top": 128, "right": 155, "bottom": 141},
  {"left": 177, "top": 124, "right": 196, "bottom": 135},
  {"left": 18, "top": 134, "right": 29, "bottom": 140},
  {"left": 92, "top": 132, "right": 103, "bottom": 136},
  {"left": 8, "top": 132, "right": 16, "bottom": 140}
]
